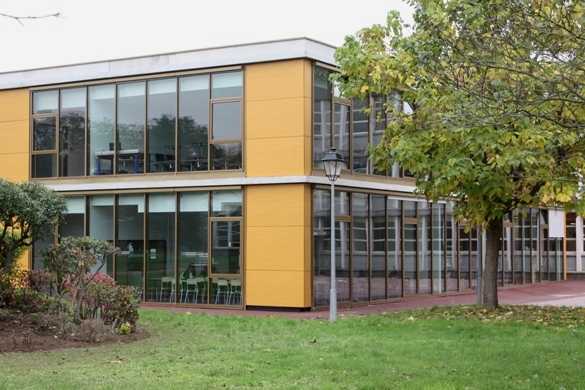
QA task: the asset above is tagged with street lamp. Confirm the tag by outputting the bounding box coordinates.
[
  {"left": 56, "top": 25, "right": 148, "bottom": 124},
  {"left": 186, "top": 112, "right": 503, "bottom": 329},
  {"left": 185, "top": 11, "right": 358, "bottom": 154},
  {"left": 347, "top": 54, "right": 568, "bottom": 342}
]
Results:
[{"left": 322, "top": 148, "right": 344, "bottom": 322}]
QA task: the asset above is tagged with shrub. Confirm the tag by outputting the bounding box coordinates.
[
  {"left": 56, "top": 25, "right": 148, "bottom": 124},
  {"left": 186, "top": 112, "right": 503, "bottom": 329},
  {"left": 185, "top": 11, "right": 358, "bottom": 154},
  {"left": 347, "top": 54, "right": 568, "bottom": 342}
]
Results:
[
  {"left": 102, "top": 285, "right": 140, "bottom": 331},
  {"left": 78, "top": 318, "right": 113, "bottom": 343}
]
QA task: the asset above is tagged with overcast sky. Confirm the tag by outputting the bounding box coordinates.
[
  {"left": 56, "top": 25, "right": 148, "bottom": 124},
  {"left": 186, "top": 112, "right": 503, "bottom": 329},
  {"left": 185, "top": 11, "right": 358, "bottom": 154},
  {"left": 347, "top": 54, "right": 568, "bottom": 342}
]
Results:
[{"left": 0, "top": 0, "right": 414, "bottom": 73}]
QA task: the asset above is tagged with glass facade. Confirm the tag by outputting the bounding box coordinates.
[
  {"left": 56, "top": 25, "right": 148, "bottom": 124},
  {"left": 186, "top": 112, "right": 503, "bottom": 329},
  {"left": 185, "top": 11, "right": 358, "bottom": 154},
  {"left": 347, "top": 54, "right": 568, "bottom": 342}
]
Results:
[
  {"left": 35, "top": 190, "right": 242, "bottom": 307},
  {"left": 313, "top": 189, "right": 562, "bottom": 308},
  {"left": 30, "top": 70, "right": 243, "bottom": 178}
]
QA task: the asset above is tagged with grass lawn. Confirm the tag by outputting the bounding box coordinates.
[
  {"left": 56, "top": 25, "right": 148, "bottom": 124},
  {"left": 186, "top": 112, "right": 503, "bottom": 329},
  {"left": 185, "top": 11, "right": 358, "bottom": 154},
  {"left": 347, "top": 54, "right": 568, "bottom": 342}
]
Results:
[{"left": 1, "top": 305, "right": 584, "bottom": 389}]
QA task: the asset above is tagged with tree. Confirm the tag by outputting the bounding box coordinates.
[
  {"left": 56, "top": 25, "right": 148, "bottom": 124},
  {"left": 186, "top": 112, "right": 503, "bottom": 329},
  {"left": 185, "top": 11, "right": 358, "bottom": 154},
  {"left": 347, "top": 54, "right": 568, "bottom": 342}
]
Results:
[
  {"left": 41, "top": 236, "right": 118, "bottom": 323},
  {"left": 0, "top": 180, "right": 68, "bottom": 278},
  {"left": 333, "top": 0, "right": 585, "bottom": 308}
]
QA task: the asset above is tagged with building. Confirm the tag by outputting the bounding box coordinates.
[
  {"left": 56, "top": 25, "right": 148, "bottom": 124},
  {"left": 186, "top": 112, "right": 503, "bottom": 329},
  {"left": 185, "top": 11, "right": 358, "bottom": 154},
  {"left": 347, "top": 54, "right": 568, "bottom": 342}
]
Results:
[{"left": 0, "top": 38, "right": 572, "bottom": 311}]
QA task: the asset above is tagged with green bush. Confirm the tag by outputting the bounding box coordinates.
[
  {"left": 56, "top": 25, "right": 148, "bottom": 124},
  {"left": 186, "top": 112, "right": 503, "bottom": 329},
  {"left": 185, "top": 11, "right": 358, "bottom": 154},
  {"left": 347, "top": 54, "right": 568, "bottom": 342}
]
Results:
[{"left": 101, "top": 285, "right": 140, "bottom": 331}]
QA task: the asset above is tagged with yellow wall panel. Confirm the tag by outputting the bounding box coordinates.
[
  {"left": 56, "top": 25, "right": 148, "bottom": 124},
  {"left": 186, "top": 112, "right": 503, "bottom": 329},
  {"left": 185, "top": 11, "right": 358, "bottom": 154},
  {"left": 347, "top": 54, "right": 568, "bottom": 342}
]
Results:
[
  {"left": 247, "top": 137, "right": 305, "bottom": 177},
  {"left": 246, "top": 60, "right": 306, "bottom": 102},
  {"left": 0, "top": 89, "right": 29, "bottom": 121},
  {"left": 246, "top": 99, "right": 306, "bottom": 140},
  {"left": 245, "top": 270, "right": 310, "bottom": 307},
  {"left": 245, "top": 184, "right": 313, "bottom": 307},
  {"left": 245, "top": 60, "right": 313, "bottom": 178},
  {"left": 0, "top": 89, "right": 30, "bottom": 182},
  {"left": 247, "top": 184, "right": 308, "bottom": 227},
  {"left": 247, "top": 226, "right": 306, "bottom": 272}
]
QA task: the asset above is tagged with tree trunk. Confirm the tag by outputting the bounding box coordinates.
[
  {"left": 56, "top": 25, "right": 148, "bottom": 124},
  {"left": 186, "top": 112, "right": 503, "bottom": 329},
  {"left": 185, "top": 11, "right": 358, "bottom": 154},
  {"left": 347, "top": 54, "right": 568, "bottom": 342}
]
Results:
[{"left": 482, "top": 218, "right": 503, "bottom": 309}]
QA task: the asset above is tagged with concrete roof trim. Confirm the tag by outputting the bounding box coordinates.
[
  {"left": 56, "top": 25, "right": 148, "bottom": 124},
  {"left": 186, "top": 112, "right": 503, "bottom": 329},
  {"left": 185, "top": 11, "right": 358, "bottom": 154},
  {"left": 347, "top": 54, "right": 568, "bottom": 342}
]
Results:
[{"left": 0, "top": 38, "right": 337, "bottom": 90}]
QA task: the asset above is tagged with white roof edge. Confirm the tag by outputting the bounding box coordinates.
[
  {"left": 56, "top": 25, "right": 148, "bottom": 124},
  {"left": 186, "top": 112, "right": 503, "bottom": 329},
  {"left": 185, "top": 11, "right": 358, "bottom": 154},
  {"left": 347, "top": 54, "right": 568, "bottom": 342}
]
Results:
[
  {"left": 45, "top": 175, "right": 417, "bottom": 194},
  {"left": 0, "top": 37, "right": 338, "bottom": 90}
]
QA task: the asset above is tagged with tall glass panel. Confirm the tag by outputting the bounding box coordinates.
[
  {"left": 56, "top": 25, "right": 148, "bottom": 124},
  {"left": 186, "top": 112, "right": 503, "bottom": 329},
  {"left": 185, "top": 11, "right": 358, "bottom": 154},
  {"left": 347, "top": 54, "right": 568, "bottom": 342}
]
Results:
[
  {"left": 334, "top": 103, "right": 350, "bottom": 169},
  {"left": 371, "top": 195, "right": 386, "bottom": 301},
  {"left": 513, "top": 210, "right": 523, "bottom": 283},
  {"left": 418, "top": 202, "right": 432, "bottom": 295},
  {"left": 147, "top": 193, "right": 175, "bottom": 302},
  {"left": 352, "top": 99, "right": 369, "bottom": 174},
  {"left": 147, "top": 79, "right": 176, "bottom": 173},
  {"left": 114, "top": 195, "right": 143, "bottom": 294},
  {"left": 59, "top": 88, "right": 86, "bottom": 177},
  {"left": 387, "top": 199, "right": 402, "bottom": 298},
  {"left": 313, "top": 189, "right": 330, "bottom": 307},
  {"left": 503, "top": 224, "right": 513, "bottom": 285},
  {"left": 60, "top": 196, "right": 85, "bottom": 239},
  {"left": 432, "top": 203, "right": 445, "bottom": 294},
  {"left": 32, "top": 117, "right": 57, "bottom": 178},
  {"left": 88, "top": 85, "right": 115, "bottom": 175},
  {"left": 459, "top": 226, "right": 471, "bottom": 289},
  {"left": 117, "top": 82, "right": 145, "bottom": 174},
  {"left": 89, "top": 195, "right": 114, "bottom": 277},
  {"left": 404, "top": 201, "right": 417, "bottom": 295},
  {"left": 565, "top": 212, "right": 577, "bottom": 272},
  {"left": 211, "top": 221, "right": 240, "bottom": 275},
  {"left": 178, "top": 192, "right": 208, "bottom": 303},
  {"left": 470, "top": 227, "right": 479, "bottom": 289},
  {"left": 445, "top": 202, "right": 458, "bottom": 292},
  {"left": 313, "top": 67, "right": 332, "bottom": 168},
  {"left": 336, "top": 220, "right": 351, "bottom": 303},
  {"left": 178, "top": 75, "right": 209, "bottom": 171},
  {"left": 352, "top": 194, "right": 369, "bottom": 303}
]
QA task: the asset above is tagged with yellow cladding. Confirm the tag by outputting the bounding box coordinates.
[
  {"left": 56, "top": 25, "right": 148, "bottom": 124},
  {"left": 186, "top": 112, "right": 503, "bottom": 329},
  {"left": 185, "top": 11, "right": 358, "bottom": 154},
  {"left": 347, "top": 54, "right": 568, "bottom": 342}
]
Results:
[
  {"left": 245, "top": 270, "right": 311, "bottom": 308},
  {"left": 0, "top": 89, "right": 29, "bottom": 182},
  {"left": 245, "top": 60, "right": 312, "bottom": 177},
  {"left": 245, "top": 184, "right": 312, "bottom": 307}
]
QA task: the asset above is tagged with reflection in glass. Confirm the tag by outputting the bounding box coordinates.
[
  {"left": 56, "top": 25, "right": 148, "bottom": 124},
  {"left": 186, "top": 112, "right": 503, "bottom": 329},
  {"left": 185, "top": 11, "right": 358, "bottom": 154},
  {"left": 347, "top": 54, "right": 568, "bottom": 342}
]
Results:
[
  {"left": 147, "top": 193, "right": 175, "bottom": 301},
  {"left": 147, "top": 79, "right": 176, "bottom": 173},
  {"left": 371, "top": 195, "right": 386, "bottom": 300},
  {"left": 179, "top": 76, "right": 209, "bottom": 171},
  {"left": 60, "top": 88, "right": 86, "bottom": 177},
  {"left": 90, "top": 195, "right": 114, "bottom": 276},
  {"left": 432, "top": 203, "right": 444, "bottom": 294},
  {"left": 418, "top": 202, "right": 431, "bottom": 295},
  {"left": 211, "top": 143, "right": 241, "bottom": 170},
  {"left": 88, "top": 85, "right": 115, "bottom": 175},
  {"left": 60, "top": 197, "right": 85, "bottom": 239},
  {"left": 115, "top": 195, "right": 143, "bottom": 296},
  {"left": 352, "top": 99, "right": 369, "bottom": 174},
  {"left": 33, "top": 117, "right": 56, "bottom": 151},
  {"left": 117, "top": 82, "right": 145, "bottom": 174},
  {"left": 179, "top": 192, "right": 208, "bottom": 304},
  {"left": 211, "top": 190, "right": 242, "bottom": 217},
  {"left": 334, "top": 103, "right": 350, "bottom": 169},
  {"left": 445, "top": 202, "right": 458, "bottom": 292},
  {"left": 352, "top": 194, "right": 369, "bottom": 302},
  {"left": 32, "top": 154, "right": 57, "bottom": 178},
  {"left": 211, "top": 221, "right": 240, "bottom": 275},
  {"left": 313, "top": 67, "right": 332, "bottom": 168},
  {"left": 212, "top": 102, "right": 240, "bottom": 140},
  {"left": 388, "top": 199, "right": 402, "bottom": 298}
]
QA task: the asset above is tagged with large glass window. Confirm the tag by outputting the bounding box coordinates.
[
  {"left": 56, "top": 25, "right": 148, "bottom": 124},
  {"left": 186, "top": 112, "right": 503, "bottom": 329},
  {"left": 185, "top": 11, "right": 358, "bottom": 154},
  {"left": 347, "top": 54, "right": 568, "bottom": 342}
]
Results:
[
  {"left": 147, "top": 79, "right": 176, "bottom": 173},
  {"left": 59, "top": 88, "right": 86, "bottom": 177},
  {"left": 117, "top": 82, "right": 145, "bottom": 174},
  {"left": 89, "top": 195, "right": 114, "bottom": 276},
  {"left": 352, "top": 194, "right": 369, "bottom": 302},
  {"left": 147, "top": 193, "right": 175, "bottom": 301},
  {"left": 178, "top": 76, "right": 209, "bottom": 171},
  {"left": 88, "top": 85, "right": 115, "bottom": 175},
  {"left": 115, "top": 195, "right": 143, "bottom": 292},
  {"left": 32, "top": 70, "right": 242, "bottom": 178}
]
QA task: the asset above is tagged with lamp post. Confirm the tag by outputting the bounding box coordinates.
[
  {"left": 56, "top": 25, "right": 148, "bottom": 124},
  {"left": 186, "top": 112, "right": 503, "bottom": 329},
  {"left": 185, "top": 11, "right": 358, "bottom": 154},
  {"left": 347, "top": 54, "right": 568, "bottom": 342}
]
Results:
[{"left": 322, "top": 148, "right": 344, "bottom": 323}]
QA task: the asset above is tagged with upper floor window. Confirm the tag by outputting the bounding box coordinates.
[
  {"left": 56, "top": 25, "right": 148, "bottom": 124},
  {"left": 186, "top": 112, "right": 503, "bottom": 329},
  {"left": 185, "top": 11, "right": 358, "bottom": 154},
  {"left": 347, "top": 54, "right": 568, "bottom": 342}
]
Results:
[
  {"left": 31, "top": 70, "right": 243, "bottom": 178},
  {"left": 312, "top": 66, "right": 409, "bottom": 178}
]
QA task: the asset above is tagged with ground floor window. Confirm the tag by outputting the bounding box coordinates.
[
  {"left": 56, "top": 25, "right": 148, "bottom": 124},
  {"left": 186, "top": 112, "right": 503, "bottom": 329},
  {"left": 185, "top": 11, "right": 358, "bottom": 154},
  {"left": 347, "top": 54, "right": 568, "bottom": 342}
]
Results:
[
  {"left": 33, "top": 189, "right": 243, "bottom": 307},
  {"left": 312, "top": 189, "right": 564, "bottom": 308}
]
